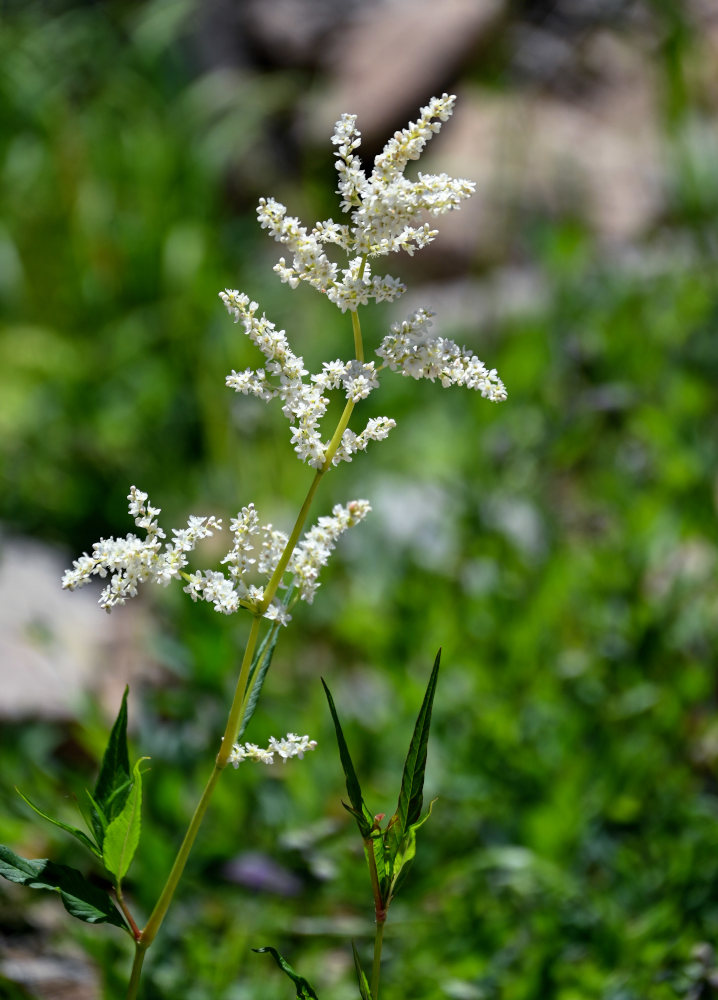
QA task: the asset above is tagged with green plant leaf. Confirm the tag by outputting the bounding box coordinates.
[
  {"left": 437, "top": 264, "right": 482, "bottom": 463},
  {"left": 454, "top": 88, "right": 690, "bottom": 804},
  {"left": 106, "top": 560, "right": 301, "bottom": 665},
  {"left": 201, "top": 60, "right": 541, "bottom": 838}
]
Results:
[
  {"left": 387, "top": 799, "right": 437, "bottom": 900},
  {"left": 238, "top": 612, "right": 285, "bottom": 740},
  {"left": 15, "top": 788, "right": 101, "bottom": 859},
  {"left": 92, "top": 687, "right": 131, "bottom": 844},
  {"left": 102, "top": 757, "right": 148, "bottom": 883},
  {"left": 0, "top": 844, "right": 126, "bottom": 929},
  {"left": 351, "top": 942, "right": 373, "bottom": 1000},
  {"left": 252, "top": 946, "right": 319, "bottom": 999},
  {"left": 321, "top": 678, "right": 373, "bottom": 838},
  {"left": 386, "top": 650, "right": 441, "bottom": 853}
]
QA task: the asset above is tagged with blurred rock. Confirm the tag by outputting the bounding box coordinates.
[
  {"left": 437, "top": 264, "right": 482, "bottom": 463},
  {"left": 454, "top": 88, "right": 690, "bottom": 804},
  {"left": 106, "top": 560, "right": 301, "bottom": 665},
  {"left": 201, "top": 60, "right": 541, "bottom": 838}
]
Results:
[
  {"left": 418, "top": 50, "right": 662, "bottom": 265},
  {"left": 241, "top": 0, "right": 358, "bottom": 67},
  {"left": 0, "top": 536, "right": 153, "bottom": 721},
  {"left": 309, "top": 0, "right": 506, "bottom": 148},
  {"left": 0, "top": 948, "right": 98, "bottom": 1000}
]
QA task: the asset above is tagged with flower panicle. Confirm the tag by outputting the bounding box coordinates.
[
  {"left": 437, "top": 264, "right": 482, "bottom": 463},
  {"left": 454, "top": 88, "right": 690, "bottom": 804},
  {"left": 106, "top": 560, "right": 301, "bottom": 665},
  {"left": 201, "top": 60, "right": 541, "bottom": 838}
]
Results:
[
  {"left": 228, "top": 733, "right": 318, "bottom": 768},
  {"left": 63, "top": 489, "right": 371, "bottom": 620}
]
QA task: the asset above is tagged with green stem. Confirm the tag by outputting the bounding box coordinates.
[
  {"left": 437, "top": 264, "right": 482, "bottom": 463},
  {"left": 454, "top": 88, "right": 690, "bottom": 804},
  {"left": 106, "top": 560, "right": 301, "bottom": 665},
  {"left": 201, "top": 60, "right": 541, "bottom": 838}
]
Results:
[
  {"left": 126, "top": 943, "right": 147, "bottom": 1000},
  {"left": 129, "top": 306, "right": 365, "bottom": 992},
  {"left": 140, "top": 764, "right": 223, "bottom": 951},
  {"left": 371, "top": 920, "right": 385, "bottom": 1000},
  {"left": 352, "top": 309, "right": 364, "bottom": 362},
  {"left": 216, "top": 614, "right": 263, "bottom": 768}
]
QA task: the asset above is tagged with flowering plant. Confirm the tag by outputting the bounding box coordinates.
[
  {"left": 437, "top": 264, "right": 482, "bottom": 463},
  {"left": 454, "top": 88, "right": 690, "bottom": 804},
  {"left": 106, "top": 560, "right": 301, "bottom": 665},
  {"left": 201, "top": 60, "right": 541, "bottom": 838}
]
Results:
[{"left": 1, "top": 93, "right": 505, "bottom": 999}]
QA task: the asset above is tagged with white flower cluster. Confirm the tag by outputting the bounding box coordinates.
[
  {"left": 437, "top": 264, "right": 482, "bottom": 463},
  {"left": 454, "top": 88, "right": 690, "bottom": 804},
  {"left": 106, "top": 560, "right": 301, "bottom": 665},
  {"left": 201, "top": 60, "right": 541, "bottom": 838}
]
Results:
[
  {"left": 221, "top": 95, "right": 505, "bottom": 469},
  {"left": 222, "top": 290, "right": 395, "bottom": 468},
  {"left": 377, "top": 308, "right": 507, "bottom": 402},
  {"left": 63, "top": 489, "right": 370, "bottom": 621},
  {"left": 228, "top": 733, "right": 317, "bottom": 768},
  {"left": 184, "top": 498, "right": 371, "bottom": 621},
  {"left": 257, "top": 93, "right": 473, "bottom": 313},
  {"left": 61, "top": 487, "right": 221, "bottom": 611}
]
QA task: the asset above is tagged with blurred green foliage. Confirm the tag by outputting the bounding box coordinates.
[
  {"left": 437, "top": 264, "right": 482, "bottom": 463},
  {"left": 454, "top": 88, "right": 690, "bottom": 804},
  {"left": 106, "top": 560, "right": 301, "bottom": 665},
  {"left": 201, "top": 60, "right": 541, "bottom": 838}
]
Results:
[{"left": 3, "top": 2, "right": 718, "bottom": 999}]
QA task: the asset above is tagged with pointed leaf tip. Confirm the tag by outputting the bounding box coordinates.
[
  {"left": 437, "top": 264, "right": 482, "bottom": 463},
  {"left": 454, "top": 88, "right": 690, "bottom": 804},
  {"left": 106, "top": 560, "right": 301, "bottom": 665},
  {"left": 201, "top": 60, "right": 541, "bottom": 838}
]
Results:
[
  {"left": 94, "top": 686, "right": 131, "bottom": 839},
  {"left": 252, "top": 946, "right": 319, "bottom": 999},
  {"left": 351, "top": 942, "right": 373, "bottom": 1000},
  {"left": 321, "top": 679, "right": 372, "bottom": 837}
]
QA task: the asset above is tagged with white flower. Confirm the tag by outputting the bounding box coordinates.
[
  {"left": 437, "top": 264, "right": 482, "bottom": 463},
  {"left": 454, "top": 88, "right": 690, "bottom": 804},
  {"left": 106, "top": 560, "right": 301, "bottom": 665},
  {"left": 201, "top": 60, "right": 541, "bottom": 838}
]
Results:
[
  {"left": 288, "top": 499, "right": 371, "bottom": 602},
  {"left": 228, "top": 733, "right": 317, "bottom": 768},
  {"left": 377, "top": 308, "right": 507, "bottom": 402},
  {"left": 62, "top": 487, "right": 221, "bottom": 611}
]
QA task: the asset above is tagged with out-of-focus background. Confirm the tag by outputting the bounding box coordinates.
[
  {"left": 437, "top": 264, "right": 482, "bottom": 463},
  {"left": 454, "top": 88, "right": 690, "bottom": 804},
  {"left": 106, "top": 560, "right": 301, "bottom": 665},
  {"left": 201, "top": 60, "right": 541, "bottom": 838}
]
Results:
[{"left": 2, "top": 0, "right": 718, "bottom": 997}]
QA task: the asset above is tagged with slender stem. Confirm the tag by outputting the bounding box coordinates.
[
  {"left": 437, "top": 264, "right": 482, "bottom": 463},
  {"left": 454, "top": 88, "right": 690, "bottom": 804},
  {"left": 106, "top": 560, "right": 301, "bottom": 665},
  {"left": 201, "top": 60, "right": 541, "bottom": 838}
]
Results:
[
  {"left": 128, "top": 306, "right": 365, "bottom": 993},
  {"left": 116, "top": 885, "right": 141, "bottom": 941},
  {"left": 140, "top": 764, "right": 222, "bottom": 949},
  {"left": 126, "top": 943, "right": 147, "bottom": 1000},
  {"left": 352, "top": 309, "right": 364, "bottom": 362},
  {"left": 259, "top": 470, "right": 324, "bottom": 613},
  {"left": 216, "top": 614, "right": 263, "bottom": 768},
  {"left": 371, "top": 920, "right": 385, "bottom": 1000}
]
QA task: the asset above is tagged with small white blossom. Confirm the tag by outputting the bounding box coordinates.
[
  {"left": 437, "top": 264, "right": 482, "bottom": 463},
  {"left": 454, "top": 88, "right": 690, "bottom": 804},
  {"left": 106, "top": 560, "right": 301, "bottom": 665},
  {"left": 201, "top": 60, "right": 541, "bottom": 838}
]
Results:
[
  {"left": 228, "top": 733, "right": 317, "bottom": 768},
  {"left": 288, "top": 499, "right": 371, "bottom": 602},
  {"left": 62, "top": 487, "right": 221, "bottom": 611},
  {"left": 377, "top": 308, "right": 507, "bottom": 402}
]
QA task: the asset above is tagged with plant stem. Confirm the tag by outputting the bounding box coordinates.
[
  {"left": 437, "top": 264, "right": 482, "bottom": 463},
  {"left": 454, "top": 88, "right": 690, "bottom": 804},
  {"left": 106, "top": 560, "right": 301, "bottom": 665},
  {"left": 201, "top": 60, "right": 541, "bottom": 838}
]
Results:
[
  {"left": 216, "top": 614, "right": 263, "bottom": 767},
  {"left": 126, "top": 943, "right": 147, "bottom": 1000},
  {"left": 116, "top": 885, "right": 141, "bottom": 941},
  {"left": 139, "top": 763, "right": 223, "bottom": 952},
  {"left": 371, "top": 920, "right": 385, "bottom": 1000},
  {"left": 352, "top": 309, "right": 364, "bottom": 362},
  {"left": 128, "top": 306, "right": 366, "bottom": 993}
]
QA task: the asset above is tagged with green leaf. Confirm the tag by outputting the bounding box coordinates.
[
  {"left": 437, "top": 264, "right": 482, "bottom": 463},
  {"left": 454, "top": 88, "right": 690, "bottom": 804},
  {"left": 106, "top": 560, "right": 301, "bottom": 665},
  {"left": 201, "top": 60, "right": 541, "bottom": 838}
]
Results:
[
  {"left": 238, "top": 619, "right": 282, "bottom": 740},
  {"left": 387, "top": 799, "right": 437, "bottom": 900},
  {"left": 15, "top": 788, "right": 101, "bottom": 859},
  {"left": 0, "top": 844, "right": 125, "bottom": 929},
  {"left": 102, "top": 757, "right": 148, "bottom": 883},
  {"left": 351, "top": 942, "right": 373, "bottom": 1000},
  {"left": 387, "top": 650, "right": 441, "bottom": 851},
  {"left": 252, "top": 946, "right": 319, "bottom": 999},
  {"left": 321, "top": 678, "right": 373, "bottom": 838},
  {"left": 92, "top": 687, "right": 131, "bottom": 844}
]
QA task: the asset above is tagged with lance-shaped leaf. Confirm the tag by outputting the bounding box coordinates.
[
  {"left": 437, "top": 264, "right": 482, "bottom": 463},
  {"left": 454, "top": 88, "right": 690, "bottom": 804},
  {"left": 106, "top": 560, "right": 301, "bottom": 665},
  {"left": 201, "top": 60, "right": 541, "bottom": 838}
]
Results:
[
  {"left": 0, "top": 845, "right": 126, "bottom": 929},
  {"left": 252, "top": 947, "right": 319, "bottom": 999},
  {"left": 91, "top": 687, "right": 131, "bottom": 845},
  {"left": 385, "top": 650, "right": 441, "bottom": 860},
  {"left": 386, "top": 798, "right": 437, "bottom": 902},
  {"left": 238, "top": 612, "right": 285, "bottom": 741},
  {"left": 322, "top": 678, "right": 373, "bottom": 837},
  {"left": 15, "top": 788, "right": 101, "bottom": 859},
  {"left": 351, "top": 942, "right": 373, "bottom": 1000},
  {"left": 102, "top": 758, "right": 148, "bottom": 883}
]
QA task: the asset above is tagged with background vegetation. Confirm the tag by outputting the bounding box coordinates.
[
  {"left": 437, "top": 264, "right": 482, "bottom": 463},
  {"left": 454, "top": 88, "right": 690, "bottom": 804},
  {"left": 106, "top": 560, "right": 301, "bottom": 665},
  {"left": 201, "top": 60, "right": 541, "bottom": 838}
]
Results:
[{"left": 2, "top": 1, "right": 718, "bottom": 998}]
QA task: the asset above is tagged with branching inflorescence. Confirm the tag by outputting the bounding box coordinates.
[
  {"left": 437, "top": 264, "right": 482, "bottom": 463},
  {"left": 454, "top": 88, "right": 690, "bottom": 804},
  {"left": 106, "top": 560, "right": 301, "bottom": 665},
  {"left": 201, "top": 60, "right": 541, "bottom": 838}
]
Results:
[
  {"left": 63, "top": 93, "right": 505, "bottom": 627},
  {"left": 50, "top": 93, "right": 510, "bottom": 998}
]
